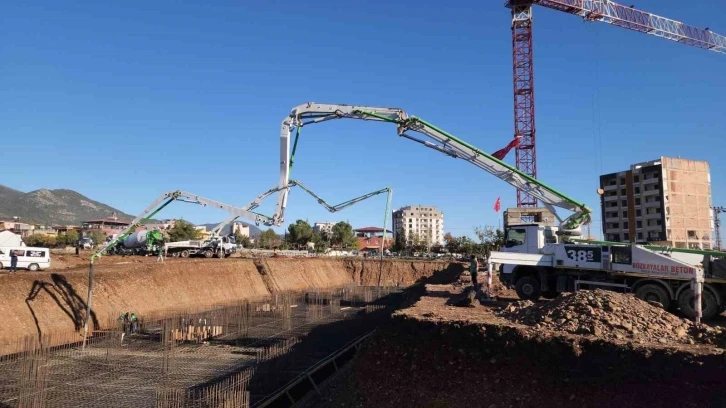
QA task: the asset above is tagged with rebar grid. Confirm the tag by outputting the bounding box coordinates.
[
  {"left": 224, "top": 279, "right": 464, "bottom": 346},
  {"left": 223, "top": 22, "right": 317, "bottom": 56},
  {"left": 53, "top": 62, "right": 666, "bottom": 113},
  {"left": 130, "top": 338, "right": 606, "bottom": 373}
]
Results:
[{"left": 0, "top": 286, "right": 402, "bottom": 408}]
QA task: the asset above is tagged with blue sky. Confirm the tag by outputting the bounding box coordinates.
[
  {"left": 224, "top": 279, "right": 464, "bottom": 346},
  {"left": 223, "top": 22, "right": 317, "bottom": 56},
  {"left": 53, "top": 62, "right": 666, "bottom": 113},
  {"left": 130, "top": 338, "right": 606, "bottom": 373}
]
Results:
[{"left": 2, "top": 1, "right": 724, "bottom": 239}]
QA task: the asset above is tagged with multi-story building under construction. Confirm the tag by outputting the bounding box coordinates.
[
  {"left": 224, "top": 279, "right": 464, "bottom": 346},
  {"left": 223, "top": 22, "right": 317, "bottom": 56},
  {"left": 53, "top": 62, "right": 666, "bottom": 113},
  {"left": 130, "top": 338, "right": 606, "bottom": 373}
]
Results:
[{"left": 599, "top": 156, "right": 713, "bottom": 249}]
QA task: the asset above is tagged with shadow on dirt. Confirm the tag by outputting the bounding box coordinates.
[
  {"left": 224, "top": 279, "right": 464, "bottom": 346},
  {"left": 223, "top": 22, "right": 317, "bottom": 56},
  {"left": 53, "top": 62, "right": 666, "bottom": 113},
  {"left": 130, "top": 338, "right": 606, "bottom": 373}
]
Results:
[{"left": 25, "top": 273, "right": 99, "bottom": 342}]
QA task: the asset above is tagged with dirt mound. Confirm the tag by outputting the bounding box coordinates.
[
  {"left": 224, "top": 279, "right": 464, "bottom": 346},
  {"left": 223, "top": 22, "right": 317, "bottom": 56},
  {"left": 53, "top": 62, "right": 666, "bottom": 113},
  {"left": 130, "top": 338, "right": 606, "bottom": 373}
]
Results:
[
  {"left": 497, "top": 289, "right": 725, "bottom": 346},
  {"left": 314, "top": 315, "right": 726, "bottom": 408}
]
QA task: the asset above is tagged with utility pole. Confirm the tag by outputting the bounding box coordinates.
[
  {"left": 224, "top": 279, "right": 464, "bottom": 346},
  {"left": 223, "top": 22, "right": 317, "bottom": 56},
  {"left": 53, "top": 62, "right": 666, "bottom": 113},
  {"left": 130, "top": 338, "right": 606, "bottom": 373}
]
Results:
[{"left": 713, "top": 206, "right": 726, "bottom": 251}]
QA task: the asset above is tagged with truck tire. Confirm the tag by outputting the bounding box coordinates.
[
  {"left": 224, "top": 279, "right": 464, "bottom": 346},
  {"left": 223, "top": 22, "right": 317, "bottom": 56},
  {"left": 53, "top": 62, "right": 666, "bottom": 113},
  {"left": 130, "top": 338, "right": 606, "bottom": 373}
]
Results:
[
  {"left": 216, "top": 249, "right": 224, "bottom": 259},
  {"left": 678, "top": 288, "right": 719, "bottom": 320},
  {"left": 180, "top": 250, "right": 190, "bottom": 258},
  {"left": 634, "top": 284, "right": 671, "bottom": 310},
  {"left": 204, "top": 249, "right": 214, "bottom": 258},
  {"left": 28, "top": 263, "right": 39, "bottom": 272},
  {"left": 515, "top": 275, "right": 541, "bottom": 301}
]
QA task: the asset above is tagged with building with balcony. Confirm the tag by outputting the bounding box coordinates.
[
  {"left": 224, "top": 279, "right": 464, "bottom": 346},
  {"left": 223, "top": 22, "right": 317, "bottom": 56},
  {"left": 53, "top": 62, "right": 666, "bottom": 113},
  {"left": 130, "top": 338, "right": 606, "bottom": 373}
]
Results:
[
  {"left": 392, "top": 205, "right": 445, "bottom": 247},
  {"left": 354, "top": 227, "right": 393, "bottom": 254},
  {"left": 599, "top": 157, "right": 713, "bottom": 249},
  {"left": 82, "top": 217, "right": 131, "bottom": 237}
]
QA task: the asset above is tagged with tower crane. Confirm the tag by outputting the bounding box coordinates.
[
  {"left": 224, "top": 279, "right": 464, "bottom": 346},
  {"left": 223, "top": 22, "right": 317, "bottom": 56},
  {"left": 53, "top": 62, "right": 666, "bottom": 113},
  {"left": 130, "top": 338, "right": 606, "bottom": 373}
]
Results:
[
  {"left": 714, "top": 206, "right": 726, "bottom": 251},
  {"left": 502, "top": 0, "right": 726, "bottom": 208}
]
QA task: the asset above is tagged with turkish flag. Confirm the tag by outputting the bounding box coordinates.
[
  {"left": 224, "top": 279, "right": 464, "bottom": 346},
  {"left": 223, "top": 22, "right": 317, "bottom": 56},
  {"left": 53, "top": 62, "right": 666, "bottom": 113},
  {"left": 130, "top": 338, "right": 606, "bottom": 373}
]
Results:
[
  {"left": 492, "top": 137, "right": 522, "bottom": 160},
  {"left": 494, "top": 197, "right": 501, "bottom": 213}
]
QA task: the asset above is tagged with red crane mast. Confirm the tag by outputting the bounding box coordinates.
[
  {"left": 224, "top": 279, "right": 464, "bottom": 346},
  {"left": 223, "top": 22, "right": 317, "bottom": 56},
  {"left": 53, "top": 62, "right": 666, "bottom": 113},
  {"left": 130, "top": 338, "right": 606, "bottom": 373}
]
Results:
[{"left": 502, "top": 0, "right": 726, "bottom": 208}]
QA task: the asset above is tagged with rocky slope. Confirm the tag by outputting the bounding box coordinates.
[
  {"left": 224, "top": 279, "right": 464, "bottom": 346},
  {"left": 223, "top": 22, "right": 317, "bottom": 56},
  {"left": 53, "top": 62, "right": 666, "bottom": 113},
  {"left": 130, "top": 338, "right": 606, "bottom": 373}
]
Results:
[{"left": 0, "top": 184, "right": 135, "bottom": 225}]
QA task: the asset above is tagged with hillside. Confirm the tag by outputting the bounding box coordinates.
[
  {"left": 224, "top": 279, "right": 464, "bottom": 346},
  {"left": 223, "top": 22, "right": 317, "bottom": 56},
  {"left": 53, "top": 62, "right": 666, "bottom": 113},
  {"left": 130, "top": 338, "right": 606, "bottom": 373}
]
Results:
[{"left": 0, "top": 185, "right": 135, "bottom": 226}]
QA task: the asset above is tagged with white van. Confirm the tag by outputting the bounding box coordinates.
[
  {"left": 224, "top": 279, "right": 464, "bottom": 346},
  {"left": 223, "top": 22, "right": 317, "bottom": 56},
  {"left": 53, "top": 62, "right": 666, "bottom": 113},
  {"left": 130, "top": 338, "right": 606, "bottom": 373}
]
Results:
[{"left": 0, "top": 247, "right": 51, "bottom": 271}]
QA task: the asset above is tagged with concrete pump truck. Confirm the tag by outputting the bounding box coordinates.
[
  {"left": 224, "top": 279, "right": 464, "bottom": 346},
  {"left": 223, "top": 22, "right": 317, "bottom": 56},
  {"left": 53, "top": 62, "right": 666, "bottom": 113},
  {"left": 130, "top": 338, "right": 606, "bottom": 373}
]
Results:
[{"left": 269, "top": 102, "right": 726, "bottom": 320}]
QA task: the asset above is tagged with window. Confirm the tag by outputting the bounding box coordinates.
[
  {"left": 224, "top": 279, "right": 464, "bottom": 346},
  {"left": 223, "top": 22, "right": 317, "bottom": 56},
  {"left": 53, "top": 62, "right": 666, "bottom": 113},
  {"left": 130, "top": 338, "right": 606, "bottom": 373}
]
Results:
[
  {"left": 622, "top": 211, "right": 627, "bottom": 218},
  {"left": 621, "top": 200, "right": 627, "bottom": 207},
  {"left": 25, "top": 250, "right": 46, "bottom": 257},
  {"left": 637, "top": 232, "right": 643, "bottom": 240},
  {"left": 504, "top": 228, "right": 526, "bottom": 248},
  {"left": 623, "top": 233, "right": 630, "bottom": 241},
  {"left": 636, "top": 209, "right": 641, "bottom": 216},
  {"left": 623, "top": 222, "right": 628, "bottom": 229},
  {"left": 635, "top": 198, "right": 641, "bottom": 205},
  {"left": 636, "top": 221, "right": 642, "bottom": 228},
  {"left": 634, "top": 175, "right": 640, "bottom": 182},
  {"left": 634, "top": 187, "right": 640, "bottom": 194},
  {"left": 620, "top": 189, "right": 626, "bottom": 196}
]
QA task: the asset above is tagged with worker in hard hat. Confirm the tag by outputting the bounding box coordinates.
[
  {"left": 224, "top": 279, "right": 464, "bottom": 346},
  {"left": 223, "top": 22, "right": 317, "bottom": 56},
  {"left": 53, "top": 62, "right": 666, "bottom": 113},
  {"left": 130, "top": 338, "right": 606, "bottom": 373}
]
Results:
[{"left": 469, "top": 254, "right": 480, "bottom": 293}]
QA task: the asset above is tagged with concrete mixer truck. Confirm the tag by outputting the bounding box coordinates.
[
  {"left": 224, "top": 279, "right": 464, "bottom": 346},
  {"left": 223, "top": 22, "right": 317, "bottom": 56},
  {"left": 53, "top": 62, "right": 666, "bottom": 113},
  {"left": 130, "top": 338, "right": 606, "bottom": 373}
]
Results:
[{"left": 108, "top": 229, "right": 165, "bottom": 256}]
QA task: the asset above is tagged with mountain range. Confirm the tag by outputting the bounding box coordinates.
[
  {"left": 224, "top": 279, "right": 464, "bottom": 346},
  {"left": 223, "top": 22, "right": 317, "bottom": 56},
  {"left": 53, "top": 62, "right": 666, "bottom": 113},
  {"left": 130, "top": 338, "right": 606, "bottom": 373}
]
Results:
[
  {"left": 0, "top": 184, "right": 267, "bottom": 237},
  {"left": 0, "top": 185, "right": 136, "bottom": 226}
]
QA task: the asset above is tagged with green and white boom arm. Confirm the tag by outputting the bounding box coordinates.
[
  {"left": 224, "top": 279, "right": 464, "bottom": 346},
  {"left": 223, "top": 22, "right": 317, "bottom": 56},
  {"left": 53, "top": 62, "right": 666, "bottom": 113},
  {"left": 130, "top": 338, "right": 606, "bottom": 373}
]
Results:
[
  {"left": 93, "top": 190, "right": 274, "bottom": 260},
  {"left": 250, "top": 179, "right": 390, "bottom": 214},
  {"left": 274, "top": 102, "right": 592, "bottom": 235}
]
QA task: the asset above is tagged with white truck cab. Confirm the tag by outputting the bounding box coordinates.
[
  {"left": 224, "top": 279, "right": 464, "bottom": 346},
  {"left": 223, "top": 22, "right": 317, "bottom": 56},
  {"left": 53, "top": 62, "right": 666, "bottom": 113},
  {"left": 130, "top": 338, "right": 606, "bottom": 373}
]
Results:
[{"left": 493, "top": 222, "right": 726, "bottom": 319}]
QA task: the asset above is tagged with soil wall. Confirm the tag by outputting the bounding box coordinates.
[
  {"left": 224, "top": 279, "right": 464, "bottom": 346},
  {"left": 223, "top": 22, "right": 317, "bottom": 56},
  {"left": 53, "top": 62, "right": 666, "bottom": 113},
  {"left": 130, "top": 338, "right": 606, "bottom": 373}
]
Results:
[
  {"left": 0, "top": 258, "right": 460, "bottom": 355},
  {"left": 320, "top": 315, "right": 726, "bottom": 408}
]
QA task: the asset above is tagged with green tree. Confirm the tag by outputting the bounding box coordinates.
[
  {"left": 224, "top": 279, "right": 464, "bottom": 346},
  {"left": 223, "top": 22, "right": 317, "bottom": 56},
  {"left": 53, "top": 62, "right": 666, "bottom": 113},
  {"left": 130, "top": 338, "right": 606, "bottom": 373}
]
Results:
[
  {"left": 64, "top": 230, "right": 79, "bottom": 246},
  {"left": 89, "top": 231, "right": 106, "bottom": 247},
  {"left": 287, "top": 219, "right": 313, "bottom": 249},
  {"left": 24, "top": 234, "right": 57, "bottom": 247},
  {"left": 168, "top": 220, "right": 201, "bottom": 242},
  {"left": 473, "top": 226, "right": 505, "bottom": 258},
  {"left": 234, "top": 230, "right": 252, "bottom": 248},
  {"left": 258, "top": 228, "right": 281, "bottom": 249},
  {"left": 331, "top": 222, "right": 357, "bottom": 249},
  {"left": 310, "top": 232, "right": 329, "bottom": 253},
  {"left": 392, "top": 230, "right": 407, "bottom": 253}
]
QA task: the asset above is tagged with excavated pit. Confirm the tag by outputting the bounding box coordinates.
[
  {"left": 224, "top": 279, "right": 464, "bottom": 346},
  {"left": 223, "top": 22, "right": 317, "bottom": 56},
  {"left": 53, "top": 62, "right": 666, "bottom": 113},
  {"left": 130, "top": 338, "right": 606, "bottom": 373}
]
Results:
[
  {"left": 311, "top": 273, "right": 726, "bottom": 408},
  {"left": 0, "top": 257, "right": 462, "bottom": 407}
]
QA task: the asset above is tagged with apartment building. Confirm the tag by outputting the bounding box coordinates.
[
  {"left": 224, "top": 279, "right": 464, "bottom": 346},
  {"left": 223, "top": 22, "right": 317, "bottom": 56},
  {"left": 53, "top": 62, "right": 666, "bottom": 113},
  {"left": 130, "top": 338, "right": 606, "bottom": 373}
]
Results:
[
  {"left": 313, "top": 222, "right": 336, "bottom": 236},
  {"left": 599, "top": 157, "right": 713, "bottom": 249},
  {"left": 392, "top": 205, "right": 444, "bottom": 247}
]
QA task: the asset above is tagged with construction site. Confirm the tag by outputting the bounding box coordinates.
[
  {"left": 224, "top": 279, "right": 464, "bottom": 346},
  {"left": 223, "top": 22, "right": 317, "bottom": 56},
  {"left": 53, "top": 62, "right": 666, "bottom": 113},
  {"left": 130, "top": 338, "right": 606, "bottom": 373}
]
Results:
[{"left": 1, "top": 0, "right": 725, "bottom": 407}]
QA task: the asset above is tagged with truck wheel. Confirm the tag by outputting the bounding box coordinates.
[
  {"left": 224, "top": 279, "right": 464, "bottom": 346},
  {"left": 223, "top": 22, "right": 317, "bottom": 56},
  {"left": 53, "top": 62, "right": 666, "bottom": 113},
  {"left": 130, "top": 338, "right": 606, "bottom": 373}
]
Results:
[
  {"left": 204, "top": 249, "right": 214, "bottom": 258},
  {"left": 634, "top": 284, "right": 671, "bottom": 310},
  {"left": 28, "top": 263, "right": 39, "bottom": 272},
  {"left": 678, "top": 288, "right": 719, "bottom": 320},
  {"left": 216, "top": 250, "right": 224, "bottom": 259},
  {"left": 515, "top": 276, "right": 541, "bottom": 301},
  {"left": 180, "top": 250, "right": 190, "bottom": 258}
]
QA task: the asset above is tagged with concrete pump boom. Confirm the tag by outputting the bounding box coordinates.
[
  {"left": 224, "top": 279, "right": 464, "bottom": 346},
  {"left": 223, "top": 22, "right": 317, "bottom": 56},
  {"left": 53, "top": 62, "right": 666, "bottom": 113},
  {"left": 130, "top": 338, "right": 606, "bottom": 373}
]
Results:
[
  {"left": 275, "top": 102, "right": 592, "bottom": 235},
  {"left": 93, "top": 190, "right": 274, "bottom": 260}
]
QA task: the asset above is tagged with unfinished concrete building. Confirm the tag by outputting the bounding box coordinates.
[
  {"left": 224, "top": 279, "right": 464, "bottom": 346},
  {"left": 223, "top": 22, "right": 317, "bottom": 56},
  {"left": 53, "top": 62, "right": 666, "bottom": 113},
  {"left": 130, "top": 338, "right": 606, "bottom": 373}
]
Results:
[
  {"left": 599, "top": 157, "right": 713, "bottom": 249},
  {"left": 503, "top": 207, "right": 556, "bottom": 229}
]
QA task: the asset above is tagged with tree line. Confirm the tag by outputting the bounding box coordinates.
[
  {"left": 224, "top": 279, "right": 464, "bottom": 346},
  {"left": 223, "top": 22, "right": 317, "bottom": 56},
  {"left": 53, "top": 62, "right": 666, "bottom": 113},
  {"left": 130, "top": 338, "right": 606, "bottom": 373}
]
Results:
[
  {"left": 237, "top": 220, "right": 359, "bottom": 252},
  {"left": 390, "top": 225, "right": 505, "bottom": 257}
]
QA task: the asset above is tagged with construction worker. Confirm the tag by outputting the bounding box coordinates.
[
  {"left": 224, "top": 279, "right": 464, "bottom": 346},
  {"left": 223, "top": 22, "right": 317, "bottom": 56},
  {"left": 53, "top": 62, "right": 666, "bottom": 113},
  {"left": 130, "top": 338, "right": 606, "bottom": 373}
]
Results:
[
  {"left": 9, "top": 250, "right": 18, "bottom": 274},
  {"left": 130, "top": 313, "right": 139, "bottom": 333},
  {"left": 156, "top": 246, "right": 164, "bottom": 263},
  {"left": 469, "top": 254, "right": 479, "bottom": 291}
]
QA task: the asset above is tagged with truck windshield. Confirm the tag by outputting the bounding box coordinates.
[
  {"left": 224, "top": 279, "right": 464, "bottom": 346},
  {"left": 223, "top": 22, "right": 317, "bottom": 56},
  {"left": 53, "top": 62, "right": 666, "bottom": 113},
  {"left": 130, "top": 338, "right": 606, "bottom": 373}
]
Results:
[
  {"left": 504, "top": 228, "right": 526, "bottom": 248},
  {"left": 228, "top": 237, "right": 236, "bottom": 244}
]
